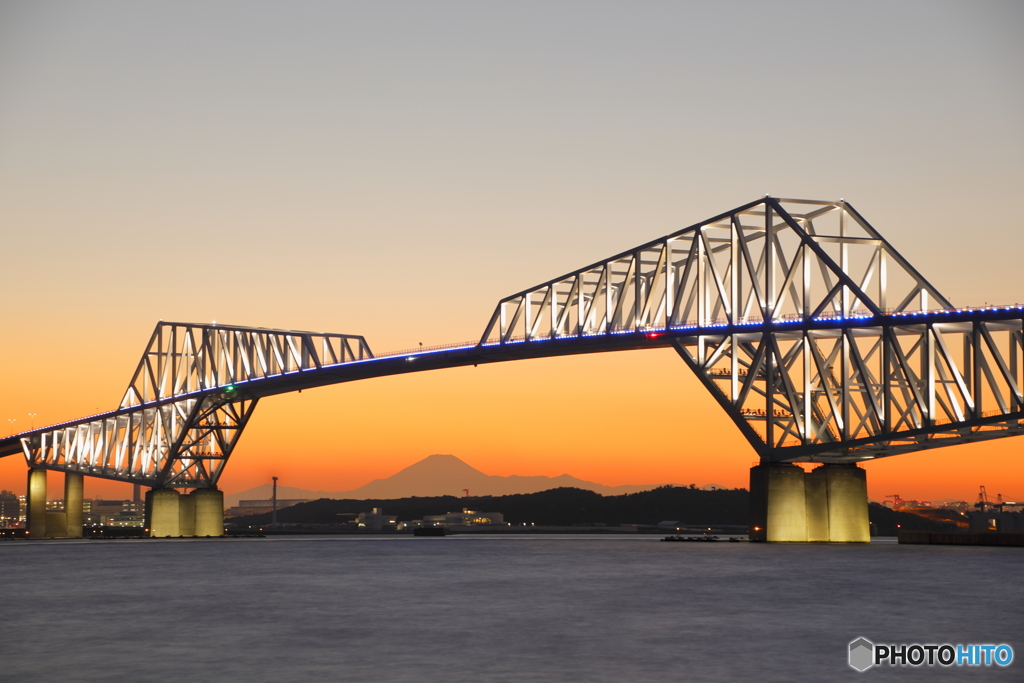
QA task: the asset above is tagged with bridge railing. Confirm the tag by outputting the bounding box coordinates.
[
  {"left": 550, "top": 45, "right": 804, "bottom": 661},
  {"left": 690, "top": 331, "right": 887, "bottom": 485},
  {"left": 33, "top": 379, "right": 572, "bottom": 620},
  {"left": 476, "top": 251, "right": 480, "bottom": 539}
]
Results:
[{"left": 373, "top": 340, "right": 481, "bottom": 359}]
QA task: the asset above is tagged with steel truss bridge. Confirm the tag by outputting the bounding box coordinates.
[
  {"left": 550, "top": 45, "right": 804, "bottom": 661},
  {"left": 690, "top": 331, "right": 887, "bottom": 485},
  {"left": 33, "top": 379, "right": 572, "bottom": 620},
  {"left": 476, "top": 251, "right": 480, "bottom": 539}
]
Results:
[{"left": 3, "top": 197, "right": 1023, "bottom": 490}]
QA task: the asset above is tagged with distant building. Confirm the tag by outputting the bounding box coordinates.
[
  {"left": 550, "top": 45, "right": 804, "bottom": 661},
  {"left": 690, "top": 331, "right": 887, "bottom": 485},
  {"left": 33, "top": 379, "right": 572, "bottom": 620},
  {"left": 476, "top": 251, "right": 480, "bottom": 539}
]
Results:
[
  {"left": 100, "top": 515, "right": 144, "bottom": 527},
  {"left": 421, "top": 508, "right": 505, "bottom": 528},
  {"left": 89, "top": 500, "right": 124, "bottom": 516},
  {"left": 396, "top": 520, "right": 422, "bottom": 530},
  {"left": 882, "top": 496, "right": 972, "bottom": 512},
  {"left": 357, "top": 508, "right": 397, "bottom": 531},
  {"left": 0, "top": 490, "right": 19, "bottom": 527},
  {"left": 969, "top": 509, "right": 1024, "bottom": 533},
  {"left": 82, "top": 499, "right": 146, "bottom": 527}
]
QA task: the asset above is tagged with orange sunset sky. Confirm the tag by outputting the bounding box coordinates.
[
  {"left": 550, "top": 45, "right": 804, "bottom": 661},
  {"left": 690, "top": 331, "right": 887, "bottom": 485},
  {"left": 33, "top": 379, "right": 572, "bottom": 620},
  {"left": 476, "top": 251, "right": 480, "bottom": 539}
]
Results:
[{"left": 1, "top": 2, "right": 1022, "bottom": 503}]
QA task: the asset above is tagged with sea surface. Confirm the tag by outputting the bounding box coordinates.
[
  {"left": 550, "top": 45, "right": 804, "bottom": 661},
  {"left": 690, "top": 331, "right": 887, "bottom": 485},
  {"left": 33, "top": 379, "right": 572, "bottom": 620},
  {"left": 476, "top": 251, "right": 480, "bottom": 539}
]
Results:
[{"left": 0, "top": 535, "right": 1020, "bottom": 682}]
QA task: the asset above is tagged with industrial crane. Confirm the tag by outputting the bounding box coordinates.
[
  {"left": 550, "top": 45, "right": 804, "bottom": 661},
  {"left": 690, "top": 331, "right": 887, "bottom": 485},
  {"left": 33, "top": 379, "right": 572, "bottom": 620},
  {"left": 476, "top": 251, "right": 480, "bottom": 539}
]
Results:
[{"left": 975, "top": 486, "right": 991, "bottom": 512}]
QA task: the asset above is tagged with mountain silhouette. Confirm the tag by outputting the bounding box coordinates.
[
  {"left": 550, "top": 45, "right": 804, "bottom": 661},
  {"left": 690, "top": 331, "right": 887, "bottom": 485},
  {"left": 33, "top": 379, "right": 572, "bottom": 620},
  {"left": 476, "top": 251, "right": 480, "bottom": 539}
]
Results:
[{"left": 225, "top": 454, "right": 668, "bottom": 506}]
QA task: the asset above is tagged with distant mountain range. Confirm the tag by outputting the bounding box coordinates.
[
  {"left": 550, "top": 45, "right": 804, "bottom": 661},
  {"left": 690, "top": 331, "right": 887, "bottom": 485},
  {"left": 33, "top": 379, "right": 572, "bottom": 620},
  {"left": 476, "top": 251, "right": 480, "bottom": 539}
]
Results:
[{"left": 225, "top": 454, "right": 674, "bottom": 507}]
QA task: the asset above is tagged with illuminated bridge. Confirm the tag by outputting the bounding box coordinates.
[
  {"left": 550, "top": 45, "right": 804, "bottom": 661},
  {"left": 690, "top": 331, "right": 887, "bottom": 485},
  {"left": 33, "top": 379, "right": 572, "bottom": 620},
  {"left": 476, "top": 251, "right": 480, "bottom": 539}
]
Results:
[{"left": 4, "top": 197, "right": 1023, "bottom": 541}]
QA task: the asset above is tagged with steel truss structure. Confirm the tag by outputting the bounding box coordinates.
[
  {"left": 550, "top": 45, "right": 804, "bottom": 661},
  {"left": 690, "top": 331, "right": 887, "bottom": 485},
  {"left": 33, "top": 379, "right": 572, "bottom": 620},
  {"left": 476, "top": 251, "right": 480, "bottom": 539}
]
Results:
[
  {"left": 4, "top": 197, "right": 1023, "bottom": 486},
  {"left": 482, "top": 197, "right": 1024, "bottom": 463},
  {"left": 19, "top": 323, "right": 372, "bottom": 488}
]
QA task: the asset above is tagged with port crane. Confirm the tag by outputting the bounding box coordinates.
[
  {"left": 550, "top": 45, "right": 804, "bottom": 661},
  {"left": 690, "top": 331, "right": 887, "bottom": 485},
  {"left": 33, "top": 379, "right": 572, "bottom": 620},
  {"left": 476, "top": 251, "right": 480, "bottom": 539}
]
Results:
[{"left": 975, "top": 486, "right": 991, "bottom": 512}]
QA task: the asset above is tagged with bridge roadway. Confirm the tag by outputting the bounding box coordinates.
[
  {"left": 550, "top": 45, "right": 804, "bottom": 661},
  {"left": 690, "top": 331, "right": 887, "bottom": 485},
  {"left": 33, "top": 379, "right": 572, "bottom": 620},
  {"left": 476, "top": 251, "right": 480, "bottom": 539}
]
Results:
[{"left": 4, "top": 303, "right": 1024, "bottom": 463}]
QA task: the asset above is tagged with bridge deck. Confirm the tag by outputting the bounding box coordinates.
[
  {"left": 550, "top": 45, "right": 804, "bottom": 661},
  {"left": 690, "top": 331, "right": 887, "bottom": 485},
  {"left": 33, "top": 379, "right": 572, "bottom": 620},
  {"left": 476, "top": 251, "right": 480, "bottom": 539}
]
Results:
[{"left": 4, "top": 304, "right": 1024, "bottom": 463}]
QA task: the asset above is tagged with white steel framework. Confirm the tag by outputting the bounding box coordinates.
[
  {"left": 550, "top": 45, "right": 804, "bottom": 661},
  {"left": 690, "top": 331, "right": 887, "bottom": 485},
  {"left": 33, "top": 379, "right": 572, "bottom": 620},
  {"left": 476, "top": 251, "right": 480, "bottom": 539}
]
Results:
[
  {"left": 481, "top": 198, "right": 1024, "bottom": 463},
  {"left": 20, "top": 323, "right": 372, "bottom": 488}
]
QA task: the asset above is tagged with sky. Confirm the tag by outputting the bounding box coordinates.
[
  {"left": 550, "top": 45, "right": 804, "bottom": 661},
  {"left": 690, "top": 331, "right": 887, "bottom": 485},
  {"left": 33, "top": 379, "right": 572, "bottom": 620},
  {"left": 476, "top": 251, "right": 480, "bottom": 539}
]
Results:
[{"left": 1, "top": 1, "right": 1023, "bottom": 503}]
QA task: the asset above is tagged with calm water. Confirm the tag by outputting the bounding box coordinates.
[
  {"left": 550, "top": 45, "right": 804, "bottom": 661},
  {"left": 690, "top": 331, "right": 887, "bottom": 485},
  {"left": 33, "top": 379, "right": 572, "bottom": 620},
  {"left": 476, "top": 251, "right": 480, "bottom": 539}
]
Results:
[{"left": 0, "top": 535, "right": 1021, "bottom": 682}]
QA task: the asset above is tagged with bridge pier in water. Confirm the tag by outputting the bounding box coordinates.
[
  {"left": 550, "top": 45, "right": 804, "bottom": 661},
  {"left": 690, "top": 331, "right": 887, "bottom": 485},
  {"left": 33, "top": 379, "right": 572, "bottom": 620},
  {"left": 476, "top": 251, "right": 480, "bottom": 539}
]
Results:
[
  {"left": 27, "top": 468, "right": 46, "bottom": 537},
  {"left": 25, "top": 469, "right": 84, "bottom": 538},
  {"left": 193, "top": 490, "right": 224, "bottom": 536},
  {"left": 145, "top": 488, "right": 224, "bottom": 537},
  {"left": 178, "top": 492, "right": 196, "bottom": 536},
  {"left": 65, "top": 471, "right": 84, "bottom": 537},
  {"left": 749, "top": 464, "right": 869, "bottom": 543}
]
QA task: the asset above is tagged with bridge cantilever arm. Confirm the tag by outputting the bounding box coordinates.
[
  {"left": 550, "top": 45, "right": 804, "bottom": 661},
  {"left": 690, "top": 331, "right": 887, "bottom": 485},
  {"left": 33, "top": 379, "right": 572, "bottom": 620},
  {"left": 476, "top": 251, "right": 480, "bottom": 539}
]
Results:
[
  {"left": 840, "top": 202, "right": 954, "bottom": 310},
  {"left": 480, "top": 306, "right": 501, "bottom": 346},
  {"left": 767, "top": 198, "right": 886, "bottom": 317},
  {"left": 670, "top": 338, "right": 770, "bottom": 458}
]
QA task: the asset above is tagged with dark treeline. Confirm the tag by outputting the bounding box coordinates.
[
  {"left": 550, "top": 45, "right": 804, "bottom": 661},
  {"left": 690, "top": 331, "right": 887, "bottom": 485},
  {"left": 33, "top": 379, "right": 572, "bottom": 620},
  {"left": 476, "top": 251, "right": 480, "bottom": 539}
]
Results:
[
  {"left": 868, "top": 503, "right": 958, "bottom": 535},
  {"left": 229, "top": 486, "right": 956, "bottom": 533},
  {"left": 233, "top": 486, "right": 747, "bottom": 526}
]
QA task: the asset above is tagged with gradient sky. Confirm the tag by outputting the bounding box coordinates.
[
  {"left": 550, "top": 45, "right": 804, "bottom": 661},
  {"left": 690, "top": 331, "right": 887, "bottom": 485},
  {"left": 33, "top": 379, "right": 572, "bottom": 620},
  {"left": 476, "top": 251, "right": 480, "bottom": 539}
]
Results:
[{"left": 2, "top": 1, "right": 1023, "bottom": 503}]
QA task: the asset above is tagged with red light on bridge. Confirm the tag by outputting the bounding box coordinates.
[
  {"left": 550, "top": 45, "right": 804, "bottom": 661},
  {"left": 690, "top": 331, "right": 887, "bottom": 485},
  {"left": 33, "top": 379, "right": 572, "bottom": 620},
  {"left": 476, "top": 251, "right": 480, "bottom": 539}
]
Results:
[{"left": 646, "top": 332, "right": 663, "bottom": 340}]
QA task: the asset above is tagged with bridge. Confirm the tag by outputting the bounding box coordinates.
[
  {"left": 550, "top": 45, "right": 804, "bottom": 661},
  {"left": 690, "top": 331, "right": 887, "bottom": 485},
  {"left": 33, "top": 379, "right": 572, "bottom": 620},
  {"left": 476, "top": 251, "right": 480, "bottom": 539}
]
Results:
[{"left": 4, "top": 197, "right": 1022, "bottom": 541}]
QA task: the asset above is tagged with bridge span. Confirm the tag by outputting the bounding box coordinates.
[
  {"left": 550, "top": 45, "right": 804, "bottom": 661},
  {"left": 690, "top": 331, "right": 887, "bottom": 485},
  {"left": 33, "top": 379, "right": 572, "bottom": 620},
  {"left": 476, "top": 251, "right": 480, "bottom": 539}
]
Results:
[{"left": 5, "top": 197, "right": 1023, "bottom": 542}]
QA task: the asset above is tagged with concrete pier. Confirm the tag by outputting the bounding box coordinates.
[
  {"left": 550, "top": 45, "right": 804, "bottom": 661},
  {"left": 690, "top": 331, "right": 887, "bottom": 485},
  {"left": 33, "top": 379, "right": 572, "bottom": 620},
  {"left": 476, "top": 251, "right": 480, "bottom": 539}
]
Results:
[
  {"left": 27, "top": 468, "right": 47, "bottom": 538},
  {"left": 178, "top": 492, "right": 197, "bottom": 537},
  {"left": 193, "top": 489, "right": 224, "bottom": 536},
  {"left": 146, "top": 488, "right": 181, "bottom": 537},
  {"left": 749, "top": 464, "right": 808, "bottom": 542},
  {"left": 64, "top": 471, "right": 84, "bottom": 538},
  {"left": 44, "top": 512, "right": 67, "bottom": 537},
  {"left": 804, "top": 467, "right": 830, "bottom": 542},
  {"left": 145, "top": 488, "right": 223, "bottom": 537},
  {"left": 750, "top": 463, "right": 869, "bottom": 543},
  {"left": 25, "top": 469, "right": 86, "bottom": 538},
  {"left": 824, "top": 465, "right": 870, "bottom": 542}
]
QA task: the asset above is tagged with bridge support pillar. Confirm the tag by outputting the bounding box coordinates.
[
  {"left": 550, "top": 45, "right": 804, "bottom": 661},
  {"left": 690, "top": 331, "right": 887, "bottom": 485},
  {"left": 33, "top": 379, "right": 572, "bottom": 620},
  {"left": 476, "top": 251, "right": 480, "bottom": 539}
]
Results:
[
  {"left": 193, "top": 489, "right": 224, "bottom": 537},
  {"left": 178, "top": 492, "right": 196, "bottom": 537},
  {"left": 45, "top": 511, "right": 67, "bottom": 538},
  {"left": 823, "top": 465, "right": 870, "bottom": 543},
  {"left": 805, "top": 467, "right": 830, "bottom": 542},
  {"left": 749, "top": 464, "right": 808, "bottom": 542},
  {"left": 64, "top": 471, "right": 84, "bottom": 538},
  {"left": 26, "top": 468, "right": 47, "bottom": 538},
  {"left": 749, "top": 464, "right": 869, "bottom": 543},
  {"left": 25, "top": 469, "right": 85, "bottom": 538},
  {"left": 146, "top": 489, "right": 181, "bottom": 537}
]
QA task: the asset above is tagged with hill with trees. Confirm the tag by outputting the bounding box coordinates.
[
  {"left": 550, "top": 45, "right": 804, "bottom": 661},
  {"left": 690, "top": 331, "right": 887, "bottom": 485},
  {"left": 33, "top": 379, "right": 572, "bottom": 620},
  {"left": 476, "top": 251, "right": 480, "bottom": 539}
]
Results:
[{"left": 228, "top": 485, "right": 956, "bottom": 534}]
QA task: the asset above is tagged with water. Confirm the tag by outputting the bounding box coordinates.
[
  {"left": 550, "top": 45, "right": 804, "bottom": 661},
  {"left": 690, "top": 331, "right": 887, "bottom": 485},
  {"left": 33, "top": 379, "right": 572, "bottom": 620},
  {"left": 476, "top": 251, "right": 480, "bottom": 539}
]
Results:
[{"left": 0, "top": 535, "right": 1020, "bottom": 682}]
